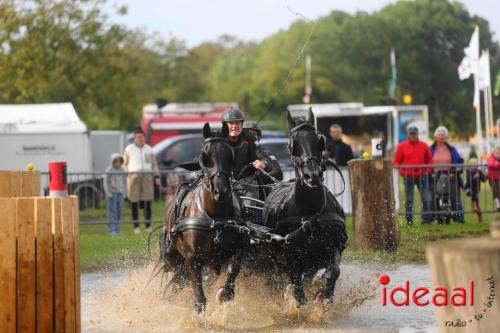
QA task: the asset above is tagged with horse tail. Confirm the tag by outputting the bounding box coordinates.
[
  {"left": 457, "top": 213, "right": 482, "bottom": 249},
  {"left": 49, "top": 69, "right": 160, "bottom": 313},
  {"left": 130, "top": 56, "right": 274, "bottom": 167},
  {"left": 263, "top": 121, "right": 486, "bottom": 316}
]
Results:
[{"left": 144, "top": 225, "right": 170, "bottom": 290}]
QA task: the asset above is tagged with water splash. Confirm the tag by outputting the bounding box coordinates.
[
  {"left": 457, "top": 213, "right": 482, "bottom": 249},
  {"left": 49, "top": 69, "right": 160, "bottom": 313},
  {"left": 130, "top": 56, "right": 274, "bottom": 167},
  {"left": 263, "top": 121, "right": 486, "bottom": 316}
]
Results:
[{"left": 82, "top": 263, "right": 377, "bottom": 332}]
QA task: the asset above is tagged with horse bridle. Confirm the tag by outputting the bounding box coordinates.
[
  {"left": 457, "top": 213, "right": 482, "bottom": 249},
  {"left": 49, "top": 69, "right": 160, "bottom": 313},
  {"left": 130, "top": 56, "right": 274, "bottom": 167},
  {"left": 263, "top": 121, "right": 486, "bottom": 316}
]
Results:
[
  {"left": 288, "top": 123, "right": 326, "bottom": 180},
  {"left": 200, "top": 137, "right": 233, "bottom": 195}
]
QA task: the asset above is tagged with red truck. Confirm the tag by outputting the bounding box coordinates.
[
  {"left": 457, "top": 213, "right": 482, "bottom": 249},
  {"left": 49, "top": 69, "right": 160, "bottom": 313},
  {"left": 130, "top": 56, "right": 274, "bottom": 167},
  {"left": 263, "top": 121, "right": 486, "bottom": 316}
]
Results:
[{"left": 141, "top": 102, "right": 238, "bottom": 146}]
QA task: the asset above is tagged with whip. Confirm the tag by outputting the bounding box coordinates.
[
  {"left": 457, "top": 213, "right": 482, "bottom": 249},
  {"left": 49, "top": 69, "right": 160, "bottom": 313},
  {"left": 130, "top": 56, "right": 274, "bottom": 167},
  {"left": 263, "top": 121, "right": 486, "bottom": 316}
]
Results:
[{"left": 256, "top": 4, "right": 317, "bottom": 124}]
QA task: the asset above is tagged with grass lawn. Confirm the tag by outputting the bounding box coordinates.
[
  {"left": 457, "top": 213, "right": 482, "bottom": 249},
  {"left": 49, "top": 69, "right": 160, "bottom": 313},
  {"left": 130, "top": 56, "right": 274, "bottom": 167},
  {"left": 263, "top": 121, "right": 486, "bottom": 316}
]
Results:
[
  {"left": 79, "top": 206, "right": 495, "bottom": 272},
  {"left": 342, "top": 214, "right": 493, "bottom": 264},
  {"left": 80, "top": 223, "right": 156, "bottom": 272}
]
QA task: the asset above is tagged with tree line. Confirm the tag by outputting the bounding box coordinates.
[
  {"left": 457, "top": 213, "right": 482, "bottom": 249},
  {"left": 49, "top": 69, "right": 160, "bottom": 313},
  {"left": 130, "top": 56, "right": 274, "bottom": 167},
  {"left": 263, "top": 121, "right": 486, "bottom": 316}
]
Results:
[{"left": 0, "top": 0, "right": 498, "bottom": 134}]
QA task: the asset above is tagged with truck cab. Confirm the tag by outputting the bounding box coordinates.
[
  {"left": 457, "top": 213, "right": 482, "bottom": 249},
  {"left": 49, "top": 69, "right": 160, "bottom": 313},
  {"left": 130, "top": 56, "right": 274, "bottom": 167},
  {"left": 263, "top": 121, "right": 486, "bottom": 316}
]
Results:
[{"left": 141, "top": 102, "right": 238, "bottom": 146}]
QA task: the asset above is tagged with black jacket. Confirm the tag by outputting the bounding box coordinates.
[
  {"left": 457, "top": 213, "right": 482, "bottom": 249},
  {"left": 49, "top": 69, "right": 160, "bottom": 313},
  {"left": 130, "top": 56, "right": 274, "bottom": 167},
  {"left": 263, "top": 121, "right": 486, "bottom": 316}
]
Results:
[
  {"left": 229, "top": 132, "right": 272, "bottom": 179},
  {"left": 325, "top": 139, "right": 354, "bottom": 167},
  {"left": 256, "top": 145, "right": 283, "bottom": 181},
  {"left": 465, "top": 169, "right": 486, "bottom": 196}
]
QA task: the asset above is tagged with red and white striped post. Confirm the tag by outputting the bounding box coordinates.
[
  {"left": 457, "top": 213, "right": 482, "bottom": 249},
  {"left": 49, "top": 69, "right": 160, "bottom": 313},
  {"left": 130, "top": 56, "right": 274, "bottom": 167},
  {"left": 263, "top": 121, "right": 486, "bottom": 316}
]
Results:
[{"left": 48, "top": 161, "right": 68, "bottom": 197}]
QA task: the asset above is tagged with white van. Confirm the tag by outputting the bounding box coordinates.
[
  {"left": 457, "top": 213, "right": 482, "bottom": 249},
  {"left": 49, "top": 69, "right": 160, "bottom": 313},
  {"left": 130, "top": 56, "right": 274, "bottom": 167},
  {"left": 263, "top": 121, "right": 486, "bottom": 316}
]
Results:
[{"left": 0, "top": 103, "right": 100, "bottom": 208}]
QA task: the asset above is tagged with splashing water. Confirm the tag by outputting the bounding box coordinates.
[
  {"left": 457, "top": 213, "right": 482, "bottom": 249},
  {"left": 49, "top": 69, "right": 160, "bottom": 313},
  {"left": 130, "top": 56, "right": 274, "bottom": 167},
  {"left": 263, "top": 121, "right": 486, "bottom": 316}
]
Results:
[
  {"left": 82, "top": 263, "right": 436, "bottom": 332},
  {"left": 82, "top": 261, "right": 382, "bottom": 332}
]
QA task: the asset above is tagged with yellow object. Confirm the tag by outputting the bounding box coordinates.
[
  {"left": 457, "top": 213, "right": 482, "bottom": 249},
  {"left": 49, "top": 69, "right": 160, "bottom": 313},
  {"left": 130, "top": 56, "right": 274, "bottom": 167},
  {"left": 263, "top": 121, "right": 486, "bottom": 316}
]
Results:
[
  {"left": 403, "top": 94, "right": 413, "bottom": 105},
  {"left": 362, "top": 152, "right": 369, "bottom": 159},
  {"left": 27, "top": 162, "right": 34, "bottom": 171}
]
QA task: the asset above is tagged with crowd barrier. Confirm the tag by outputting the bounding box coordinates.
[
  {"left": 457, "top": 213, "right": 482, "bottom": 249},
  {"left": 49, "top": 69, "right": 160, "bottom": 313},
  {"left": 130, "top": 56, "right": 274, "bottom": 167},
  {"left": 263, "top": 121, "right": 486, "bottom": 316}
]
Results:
[{"left": 36, "top": 163, "right": 498, "bottom": 225}]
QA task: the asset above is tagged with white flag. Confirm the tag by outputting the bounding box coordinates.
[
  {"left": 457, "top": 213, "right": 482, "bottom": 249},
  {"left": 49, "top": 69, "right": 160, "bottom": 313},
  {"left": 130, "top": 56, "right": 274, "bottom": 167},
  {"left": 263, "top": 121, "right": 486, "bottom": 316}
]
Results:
[
  {"left": 478, "top": 50, "right": 491, "bottom": 90},
  {"left": 458, "top": 26, "right": 479, "bottom": 80}
]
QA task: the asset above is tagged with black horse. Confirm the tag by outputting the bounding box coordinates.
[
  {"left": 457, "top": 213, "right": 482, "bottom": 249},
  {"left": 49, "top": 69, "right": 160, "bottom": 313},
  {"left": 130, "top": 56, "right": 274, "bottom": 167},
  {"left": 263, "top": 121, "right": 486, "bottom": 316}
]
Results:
[
  {"left": 262, "top": 109, "right": 348, "bottom": 305},
  {"left": 160, "top": 123, "right": 248, "bottom": 313}
]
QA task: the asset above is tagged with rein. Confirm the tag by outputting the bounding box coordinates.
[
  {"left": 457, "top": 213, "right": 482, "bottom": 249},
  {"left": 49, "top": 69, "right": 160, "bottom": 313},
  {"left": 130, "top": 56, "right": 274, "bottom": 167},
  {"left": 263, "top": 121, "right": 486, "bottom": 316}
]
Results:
[{"left": 232, "top": 163, "right": 284, "bottom": 189}]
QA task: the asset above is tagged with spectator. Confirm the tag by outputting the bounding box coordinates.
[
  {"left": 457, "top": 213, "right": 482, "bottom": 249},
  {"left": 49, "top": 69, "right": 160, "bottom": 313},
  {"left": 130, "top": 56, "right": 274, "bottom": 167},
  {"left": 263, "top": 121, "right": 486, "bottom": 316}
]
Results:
[
  {"left": 464, "top": 158, "right": 486, "bottom": 223},
  {"left": 487, "top": 146, "right": 500, "bottom": 211},
  {"left": 429, "top": 126, "right": 465, "bottom": 223},
  {"left": 325, "top": 124, "right": 354, "bottom": 166},
  {"left": 393, "top": 126, "right": 433, "bottom": 225},
  {"left": 123, "top": 126, "right": 160, "bottom": 234},
  {"left": 103, "top": 153, "right": 126, "bottom": 236}
]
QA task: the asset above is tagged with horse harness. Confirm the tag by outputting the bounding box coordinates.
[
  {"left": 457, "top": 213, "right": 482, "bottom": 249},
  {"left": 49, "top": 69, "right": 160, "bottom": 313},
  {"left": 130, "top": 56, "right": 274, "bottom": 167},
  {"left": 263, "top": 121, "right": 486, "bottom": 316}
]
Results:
[{"left": 288, "top": 122, "right": 325, "bottom": 177}]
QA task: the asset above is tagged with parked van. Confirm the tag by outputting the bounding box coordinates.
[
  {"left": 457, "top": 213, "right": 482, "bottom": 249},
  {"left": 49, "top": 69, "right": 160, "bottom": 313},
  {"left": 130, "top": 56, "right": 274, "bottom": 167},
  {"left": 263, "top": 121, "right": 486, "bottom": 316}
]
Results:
[{"left": 0, "top": 103, "right": 100, "bottom": 208}]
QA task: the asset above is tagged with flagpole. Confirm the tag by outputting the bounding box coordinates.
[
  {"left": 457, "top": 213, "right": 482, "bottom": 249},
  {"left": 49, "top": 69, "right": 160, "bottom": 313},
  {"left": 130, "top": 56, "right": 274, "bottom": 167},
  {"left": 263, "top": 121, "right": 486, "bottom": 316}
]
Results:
[
  {"left": 389, "top": 49, "right": 397, "bottom": 101},
  {"left": 476, "top": 95, "right": 484, "bottom": 158},
  {"left": 475, "top": 66, "right": 484, "bottom": 158},
  {"left": 475, "top": 27, "right": 484, "bottom": 158},
  {"left": 458, "top": 25, "right": 483, "bottom": 157},
  {"left": 483, "top": 53, "right": 491, "bottom": 154},
  {"left": 487, "top": 50, "right": 495, "bottom": 144},
  {"left": 488, "top": 80, "right": 495, "bottom": 145},
  {"left": 485, "top": 88, "right": 491, "bottom": 154}
]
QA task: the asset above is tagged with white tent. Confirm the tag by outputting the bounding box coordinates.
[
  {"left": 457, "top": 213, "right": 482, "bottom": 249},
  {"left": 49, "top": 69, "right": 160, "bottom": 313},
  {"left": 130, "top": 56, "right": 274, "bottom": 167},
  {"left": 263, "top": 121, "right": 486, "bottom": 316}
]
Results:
[{"left": 0, "top": 103, "right": 87, "bottom": 133}]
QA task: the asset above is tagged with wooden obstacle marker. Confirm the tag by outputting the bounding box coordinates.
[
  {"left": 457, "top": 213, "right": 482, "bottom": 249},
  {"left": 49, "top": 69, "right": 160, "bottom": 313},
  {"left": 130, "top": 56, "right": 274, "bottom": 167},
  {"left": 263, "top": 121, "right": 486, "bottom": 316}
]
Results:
[
  {"left": 348, "top": 159, "right": 400, "bottom": 251},
  {"left": 427, "top": 216, "right": 500, "bottom": 333},
  {"left": 0, "top": 170, "right": 80, "bottom": 333}
]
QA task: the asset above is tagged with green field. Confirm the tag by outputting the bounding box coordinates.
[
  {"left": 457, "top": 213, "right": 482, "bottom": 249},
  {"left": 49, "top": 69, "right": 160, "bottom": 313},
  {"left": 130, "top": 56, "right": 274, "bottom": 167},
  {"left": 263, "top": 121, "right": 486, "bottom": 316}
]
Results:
[{"left": 80, "top": 210, "right": 495, "bottom": 272}]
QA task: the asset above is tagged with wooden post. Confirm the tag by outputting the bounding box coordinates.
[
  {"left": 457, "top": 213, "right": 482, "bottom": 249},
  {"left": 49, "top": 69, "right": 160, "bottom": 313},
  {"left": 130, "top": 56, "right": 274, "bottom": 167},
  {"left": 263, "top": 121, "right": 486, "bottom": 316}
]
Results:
[
  {"left": 16, "top": 198, "right": 36, "bottom": 333},
  {"left": 35, "top": 198, "right": 54, "bottom": 333},
  {"left": 0, "top": 198, "right": 17, "bottom": 333},
  {"left": 0, "top": 171, "right": 40, "bottom": 197},
  {"left": 71, "top": 197, "right": 81, "bottom": 333},
  {"left": 62, "top": 197, "right": 76, "bottom": 333},
  {"left": 348, "top": 159, "right": 400, "bottom": 251},
  {"left": 0, "top": 170, "right": 80, "bottom": 332},
  {"left": 426, "top": 215, "right": 500, "bottom": 332},
  {"left": 53, "top": 198, "right": 66, "bottom": 333},
  {"left": 0, "top": 171, "right": 13, "bottom": 198}
]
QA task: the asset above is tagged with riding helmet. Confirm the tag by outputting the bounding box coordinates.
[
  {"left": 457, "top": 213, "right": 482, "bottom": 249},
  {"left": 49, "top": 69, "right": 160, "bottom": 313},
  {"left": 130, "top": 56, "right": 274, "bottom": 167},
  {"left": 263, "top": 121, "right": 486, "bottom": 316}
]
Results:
[
  {"left": 243, "top": 122, "right": 262, "bottom": 140},
  {"left": 221, "top": 107, "right": 244, "bottom": 122},
  {"left": 243, "top": 122, "right": 261, "bottom": 137}
]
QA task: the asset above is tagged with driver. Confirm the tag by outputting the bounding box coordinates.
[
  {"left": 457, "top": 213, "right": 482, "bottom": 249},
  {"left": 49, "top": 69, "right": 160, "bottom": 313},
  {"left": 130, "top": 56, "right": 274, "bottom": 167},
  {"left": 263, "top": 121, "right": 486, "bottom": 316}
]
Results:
[
  {"left": 220, "top": 107, "right": 271, "bottom": 179},
  {"left": 243, "top": 122, "right": 283, "bottom": 181}
]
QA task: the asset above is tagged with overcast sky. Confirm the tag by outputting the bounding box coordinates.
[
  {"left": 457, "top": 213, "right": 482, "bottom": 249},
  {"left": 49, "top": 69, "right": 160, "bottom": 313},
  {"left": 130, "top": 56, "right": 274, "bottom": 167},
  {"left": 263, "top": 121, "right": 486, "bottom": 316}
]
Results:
[{"left": 105, "top": 0, "right": 499, "bottom": 47}]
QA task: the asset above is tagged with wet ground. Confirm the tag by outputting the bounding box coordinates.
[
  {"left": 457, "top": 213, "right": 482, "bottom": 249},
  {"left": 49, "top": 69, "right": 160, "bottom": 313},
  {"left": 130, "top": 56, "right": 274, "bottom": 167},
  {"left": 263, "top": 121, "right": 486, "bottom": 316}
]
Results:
[{"left": 82, "top": 262, "right": 437, "bottom": 333}]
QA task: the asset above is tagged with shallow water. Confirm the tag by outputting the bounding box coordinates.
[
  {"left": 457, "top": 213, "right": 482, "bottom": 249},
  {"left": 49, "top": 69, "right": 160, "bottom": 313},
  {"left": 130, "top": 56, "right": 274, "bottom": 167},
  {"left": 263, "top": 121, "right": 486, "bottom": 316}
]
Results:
[{"left": 81, "top": 262, "right": 437, "bottom": 333}]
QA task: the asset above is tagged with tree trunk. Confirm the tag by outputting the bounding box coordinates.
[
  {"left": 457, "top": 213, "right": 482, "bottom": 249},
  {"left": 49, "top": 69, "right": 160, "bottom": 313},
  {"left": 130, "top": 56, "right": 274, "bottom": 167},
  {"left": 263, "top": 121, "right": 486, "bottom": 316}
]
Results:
[
  {"left": 348, "top": 159, "right": 399, "bottom": 251},
  {"left": 426, "top": 218, "right": 500, "bottom": 333}
]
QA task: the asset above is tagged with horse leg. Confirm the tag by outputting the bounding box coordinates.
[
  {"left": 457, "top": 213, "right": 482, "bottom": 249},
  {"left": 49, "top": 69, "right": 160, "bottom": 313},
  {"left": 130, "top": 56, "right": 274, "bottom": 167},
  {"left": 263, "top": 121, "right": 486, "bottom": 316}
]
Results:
[
  {"left": 288, "top": 262, "right": 307, "bottom": 306},
  {"left": 217, "top": 241, "right": 246, "bottom": 303},
  {"left": 318, "top": 248, "right": 341, "bottom": 304},
  {"left": 166, "top": 262, "right": 188, "bottom": 295},
  {"left": 184, "top": 256, "right": 206, "bottom": 313}
]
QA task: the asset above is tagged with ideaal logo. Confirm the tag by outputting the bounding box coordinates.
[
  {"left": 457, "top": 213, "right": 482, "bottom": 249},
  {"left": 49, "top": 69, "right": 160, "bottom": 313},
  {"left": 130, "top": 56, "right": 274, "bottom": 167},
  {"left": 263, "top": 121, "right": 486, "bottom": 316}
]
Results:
[{"left": 378, "top": 274, "right": 495, "bottom": 328}]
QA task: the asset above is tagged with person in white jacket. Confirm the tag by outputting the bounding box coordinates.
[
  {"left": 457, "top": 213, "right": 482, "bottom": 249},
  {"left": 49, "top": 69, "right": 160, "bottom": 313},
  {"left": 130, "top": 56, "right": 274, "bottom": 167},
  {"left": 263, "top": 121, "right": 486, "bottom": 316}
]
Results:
[{"left": 123, "top": 126, "right": 160, "bottom": 234}]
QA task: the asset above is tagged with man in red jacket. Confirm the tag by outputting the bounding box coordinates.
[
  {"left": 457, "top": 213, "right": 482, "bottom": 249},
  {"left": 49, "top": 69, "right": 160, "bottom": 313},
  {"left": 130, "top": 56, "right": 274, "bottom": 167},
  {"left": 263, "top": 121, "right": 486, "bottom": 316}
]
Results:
[{"left": 393, "top": 126, "right": 433, "bottom": 225}]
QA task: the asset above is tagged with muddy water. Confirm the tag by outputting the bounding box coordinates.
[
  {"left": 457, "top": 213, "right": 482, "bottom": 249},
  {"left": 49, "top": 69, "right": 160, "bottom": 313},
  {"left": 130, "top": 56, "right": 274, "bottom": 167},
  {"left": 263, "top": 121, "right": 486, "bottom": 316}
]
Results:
[{"left": 82, "top": 263, "right": 437, "bottom": 333}]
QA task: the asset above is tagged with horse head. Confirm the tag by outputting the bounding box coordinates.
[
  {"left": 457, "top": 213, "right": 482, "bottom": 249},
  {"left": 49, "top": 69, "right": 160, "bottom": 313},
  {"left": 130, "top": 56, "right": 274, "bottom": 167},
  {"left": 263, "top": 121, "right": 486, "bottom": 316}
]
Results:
[
  {"left": 287, "top": 108, "right": 325, "bottom": 188},
  {"left": 200, "top": 122, "right": 233, "bottom": 202}
]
